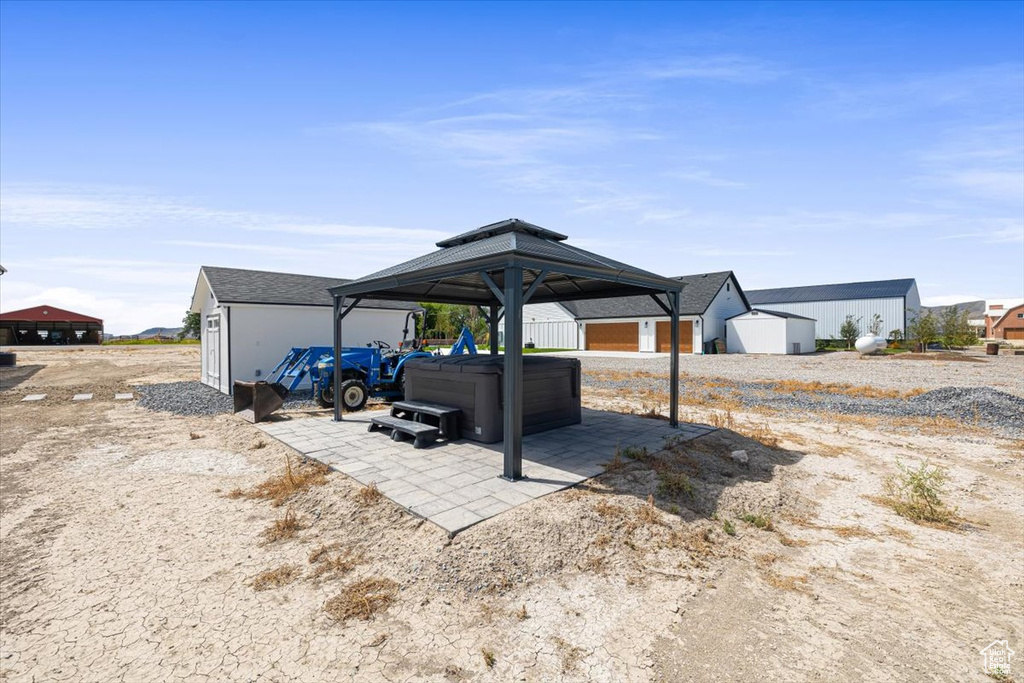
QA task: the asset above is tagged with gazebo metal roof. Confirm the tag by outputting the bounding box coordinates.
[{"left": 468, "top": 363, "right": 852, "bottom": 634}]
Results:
[
  {"left": 329, "top": 218, "right": 686, "bottom": 482},
  {"left": 329, "top": 218, "right": 683, "bottom": 306}
]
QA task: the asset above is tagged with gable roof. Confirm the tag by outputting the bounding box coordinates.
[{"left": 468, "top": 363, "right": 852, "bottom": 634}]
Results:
[
  {"left": 0, "top": 305, "right": 102, "bottom": 324},
  {"left": 747, "top": 278, "right": 917, "bottom": 305},
  {"left": 197, "top": 266, "right": 418, "bottom": 310},
  {"left": 330, "top": 218, "right": 683, "bottom": 305},
  {"left": 561, "top": 271, "right": 747, "bottom": 319},
  {"left": 728, "top": 308, "right": 815, "bottom": 321}
]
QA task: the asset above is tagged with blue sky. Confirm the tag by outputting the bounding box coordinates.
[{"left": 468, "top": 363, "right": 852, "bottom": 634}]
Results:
[{"left": 1, "top": 1, "right": 1021, "bottom": 334}]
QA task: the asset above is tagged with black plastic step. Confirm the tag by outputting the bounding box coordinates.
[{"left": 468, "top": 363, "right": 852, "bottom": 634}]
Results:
[{"left": 369, "top": 415, "right": 440, "bottom": 449}]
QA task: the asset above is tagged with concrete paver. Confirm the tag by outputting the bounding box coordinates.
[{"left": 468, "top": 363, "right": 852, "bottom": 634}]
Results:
[
  {"left": 258, "top": 407, "right": 714, "bottom": 535},
  {"left": 22, "top": 394, "right": 46, "bottom": 401}
]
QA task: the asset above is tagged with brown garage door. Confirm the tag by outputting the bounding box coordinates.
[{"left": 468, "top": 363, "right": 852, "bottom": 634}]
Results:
[
  {"left": 655, "top": 320, "right": 693, "bottom": 353},
  {"left": 585, "top": 322, "right": 639, "bottom": 351},
  {"left": 1004, "top": 328, "right": 1024, "bottom": 340}
]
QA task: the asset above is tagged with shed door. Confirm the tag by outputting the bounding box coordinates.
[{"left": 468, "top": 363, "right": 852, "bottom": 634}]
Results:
[
  {"left": 205, "top": 314, "right": 221, "bottom": 384},
  {"left": 585, "top": 322, "right": 639, "bottom": 352},
  {"left": 1004, "top": 327, "right": 1024, "bottom": 340},
  {"left": 655, "top": 320, "right": 693, "bottom": 353}
]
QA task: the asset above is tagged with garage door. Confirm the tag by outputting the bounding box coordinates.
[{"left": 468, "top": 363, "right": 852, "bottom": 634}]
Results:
[
  {"left": 655, "top": 320, "right": 693, "bottom": 353},
  {"left": 585, "top": 322, "right": 638, "bottom": 351},
  {"left": 1004, "top": 328, "right": 1024, "bottom": 340}
]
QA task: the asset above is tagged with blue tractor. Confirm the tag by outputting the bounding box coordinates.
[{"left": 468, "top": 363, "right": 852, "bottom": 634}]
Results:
[{"left": 309, "top": 315, "right": 478, "bottom": 411}]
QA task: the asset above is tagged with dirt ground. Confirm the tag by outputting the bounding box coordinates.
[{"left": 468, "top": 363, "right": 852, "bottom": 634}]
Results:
[{"left": 1, "top": 346, "right": 1021, "bottom": 682}]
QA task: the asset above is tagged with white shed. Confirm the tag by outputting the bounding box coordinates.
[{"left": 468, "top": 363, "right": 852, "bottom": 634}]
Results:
[
  {"left": 726, "top": 309, "right": 816, "bottom": 355},
  {"left": 190, "top": 266, "right": 419, "bottom": 394}
]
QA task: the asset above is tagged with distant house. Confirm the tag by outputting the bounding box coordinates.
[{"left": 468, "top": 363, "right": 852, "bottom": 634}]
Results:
[
  {"left": 983, "top": 299, "right": 1024, "bottom": 339},
  {"left": 746, "top": 278, "right": 920, "bottom": 340},
  {"left": 190, "top": 266, "right": 419, "bottom": 394},
  {"left": 508, "top": 271, "right": 749, "bottom": 353},
  {"left": 988, "top": 302, "right": 1024, "bottom": 341}
]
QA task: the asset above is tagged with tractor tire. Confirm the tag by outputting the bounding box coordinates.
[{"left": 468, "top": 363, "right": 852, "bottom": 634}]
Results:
[
  {"left": 314, "top": 384, "right": 333, "bottom": 409},
  {"left": 340, "top": 379, "right": 369, "bottom": 412}
]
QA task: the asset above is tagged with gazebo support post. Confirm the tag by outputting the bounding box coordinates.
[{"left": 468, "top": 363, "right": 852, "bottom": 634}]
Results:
[
  {"left": 502, "top": 266, "right": 524, "bottom": 480},
  {"left": 669, "top": 290, "right": 680, "bottom": 428},
  {"left": 489, "top": 304, "right": 500, "bottom": 355},
  {"left": 333, "top": 296, "right": 344, "bottom": 422}
]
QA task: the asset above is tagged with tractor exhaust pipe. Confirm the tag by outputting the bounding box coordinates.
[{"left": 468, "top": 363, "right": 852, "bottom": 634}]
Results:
[{"left": 232, "top": 381, "right": 289, "bottom": 423}]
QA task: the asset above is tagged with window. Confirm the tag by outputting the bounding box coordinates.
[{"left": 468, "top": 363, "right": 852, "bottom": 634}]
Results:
[{"left": 206, "top": 315, "right": 220, "bottom": 331}]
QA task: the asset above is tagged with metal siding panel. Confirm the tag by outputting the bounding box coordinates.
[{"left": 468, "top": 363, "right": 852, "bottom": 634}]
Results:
[
  {"left": 744, "top": 298, "right": 908, "bottom": 339},
  {"left": 703, "top": 277, "right": 749, "bottom": 342}
]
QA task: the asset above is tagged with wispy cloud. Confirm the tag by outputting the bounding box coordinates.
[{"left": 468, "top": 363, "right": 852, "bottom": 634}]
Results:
[
  {"left": 818, "top": 63, "right": 1024, "bottom": 120},
  {"left": 937, "top": 227, "right": 1024, "bottom": 244},
  {"left": 914, "top": 122, "right": 1024, "bottom": 203},
  {"left": 669, "top": 169, "right": 747, "bottom": 189}
]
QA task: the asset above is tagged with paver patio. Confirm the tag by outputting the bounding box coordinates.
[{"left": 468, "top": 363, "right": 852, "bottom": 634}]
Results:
[{"left": 258, "top": 407, "right": 714, "bottom": 534}]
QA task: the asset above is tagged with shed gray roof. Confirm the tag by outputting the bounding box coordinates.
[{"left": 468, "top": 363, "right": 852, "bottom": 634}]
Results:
[
  {"left": 199, "top": 266, "right": 418, "bottom": 310},
  {"left": 562, "top": 271, "right": 747, "bottom": 319},
  {"left": 728, "top": 308, "right": 815, "bottom": 321},
  {"left": 747, "top": 278, "right": 916, "bottom": 305},
  {"left": 330, "top": 219, "right": 683, "bottom": 305}
]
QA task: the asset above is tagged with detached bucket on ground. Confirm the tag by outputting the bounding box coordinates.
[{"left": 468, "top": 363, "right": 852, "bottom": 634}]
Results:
[{"left": 232, "top": 381, "right": 288, "bottom": 423}]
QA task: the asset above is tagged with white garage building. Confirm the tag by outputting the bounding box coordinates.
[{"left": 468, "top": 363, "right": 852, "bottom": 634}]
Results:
[
  {"left": 726, "top": 309, "right": 816, "bottom": 355},
  {"left": 511, "top": 271, "right": 749, "bottom": 354},
  {"left": 746, "top": 278, "right": 920, "bottom": 341},
  {"left": 190, "top": 266, "right": 419, "bottom": 394}
]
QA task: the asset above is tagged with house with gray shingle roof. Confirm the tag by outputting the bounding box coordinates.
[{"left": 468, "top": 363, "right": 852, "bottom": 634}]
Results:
[
  {"left": 189, "top": 266, "right": 419, "bottom": 394},
  {"left": 514, "top": 271, "right": 749, "bottom": 354}
]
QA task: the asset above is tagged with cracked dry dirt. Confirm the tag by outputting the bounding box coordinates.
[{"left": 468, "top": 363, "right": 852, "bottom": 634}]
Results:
[{"left": 1, "top": 346, "right": 1022, "bottom": 682}]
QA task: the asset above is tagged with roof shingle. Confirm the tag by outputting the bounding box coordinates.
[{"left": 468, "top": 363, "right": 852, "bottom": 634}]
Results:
[
  {"left": 561, "top": 271, "right": 745, "bottom": 318},
  {"left": 200, "top": 266, "right": 418, "bottom": 310}
]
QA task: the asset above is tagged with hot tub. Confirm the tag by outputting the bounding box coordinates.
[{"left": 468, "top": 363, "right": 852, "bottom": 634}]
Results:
[{"left": 402, "top": 355, "right": 581, "bottom": 443}]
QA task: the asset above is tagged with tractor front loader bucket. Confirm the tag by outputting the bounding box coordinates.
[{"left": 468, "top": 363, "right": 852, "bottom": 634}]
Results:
[{"left": 233, "top": 381, "right": 289, "bottom": 423}]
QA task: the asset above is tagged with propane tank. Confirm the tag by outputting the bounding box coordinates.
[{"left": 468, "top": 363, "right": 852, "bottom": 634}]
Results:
[{"left": 855, "top": 335, "right": 888, "bottom": 355}]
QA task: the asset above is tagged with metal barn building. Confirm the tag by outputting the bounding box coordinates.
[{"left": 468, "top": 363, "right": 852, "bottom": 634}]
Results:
[
  {"left": 190, "top": 267, "right": 418, "bottom": 394},
  {"left": 746, "top": 278, "right": 920, "bottom": 340},
  {"left": 0, "top": 305, "right": 103, "bottom": 345}
]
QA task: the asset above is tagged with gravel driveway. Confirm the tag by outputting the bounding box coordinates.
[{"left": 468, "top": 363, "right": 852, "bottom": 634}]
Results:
[{"left": 561, "top": 350, "right": 1024, "bottom": 396}]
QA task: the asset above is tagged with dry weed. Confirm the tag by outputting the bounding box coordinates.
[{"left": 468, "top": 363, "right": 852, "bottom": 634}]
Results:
[
  {"left": 656, "top": 470, "right": 694, "bottom": 498},
  {"left": 237, "top": 456, "right": 329, "bottom": 506},
  {"left": 261, "top": 507, "right": 304, "bottom": 544},
  {"left": 515, "top": 604, "right": 529, "bottom": 620},
  {"left": 755, "top": 552, "right": 781, "bottom": 569},
  {"left": 884, "top": 524, "right": 914, "bottom": 540},
  {"left": 767, "top": 379, "right": 925, "bottom": 400},
  {"left": 831, "top": 525, "right": 875, "bottom": 539},
  {"left": 308, "top": 543, "right": 362, "bottom": 579},
  {"left": 778, "top": 533, "right": 809, "bottom": 547},
  {"left": 602, "top": 448, "right": 629, "bottom": 473},
  {"left": 736, "top": 422, "right": 780, "bottom": 449},
  {"left": 763, "top": 572, "right": 810, "bottom": 592},
  {"left": 324, "top": 578, "right": 399, "bottom": 622},
  {"left": 594, "top": 499, "right": 626, "bottom": 518},
  {"left": 355, "top": 482, "right": 384, "bottom": 506},
  {"left": 552, "top": 636, "right": 585, "bottom": 673},
  {"left": 481, "top": 648, "right": 496, "bottom": 669},
  {"left": 250, "top": 564, "right": 300, "bottom": 591},
  {"left": 634, "top": 495, "right": 662, "bottom": 526}
]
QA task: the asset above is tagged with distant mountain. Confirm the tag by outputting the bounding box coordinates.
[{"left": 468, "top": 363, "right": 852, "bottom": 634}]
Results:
[
  {"left": 922, "top": 300, "right": 985, "bottom": 317},
  {"left": 135, "top": 327, "right": 184, "bottom": 338}
]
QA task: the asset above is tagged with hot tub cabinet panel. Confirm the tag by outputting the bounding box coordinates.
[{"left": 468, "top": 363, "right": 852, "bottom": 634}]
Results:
[{"left": 403, "top": 355, "right": 582, "bottom": 443}]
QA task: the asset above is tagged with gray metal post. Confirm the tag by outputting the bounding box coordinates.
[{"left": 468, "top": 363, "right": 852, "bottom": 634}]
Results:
[
  {"left": 669, "top": 290, "right": 680, "bottom": 427},
  {"left": 502, "top": 266, "right": 523, "bottom": 480},
  {"left": 489, "top": 304, "right": 500, "bottom": 355},
  {"left": 333, "top": 296, "right": 343, "bottom": 422}
]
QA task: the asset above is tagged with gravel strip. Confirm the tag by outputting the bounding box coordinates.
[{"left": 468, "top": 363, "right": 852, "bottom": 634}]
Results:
[
  {"left": 135, "top": 381, "right": 320, "bottom": 416},
  {"left": 563, "top": 351, "right": 1024, "bottom": 397},
  {"left": 583, "top": 374, "right": 1024, "bottom": 437}
]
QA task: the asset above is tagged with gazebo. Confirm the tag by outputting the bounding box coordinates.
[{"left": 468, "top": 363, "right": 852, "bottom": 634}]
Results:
[{"left": 329, "top": 219, "right": 686, "bottom": 481}]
